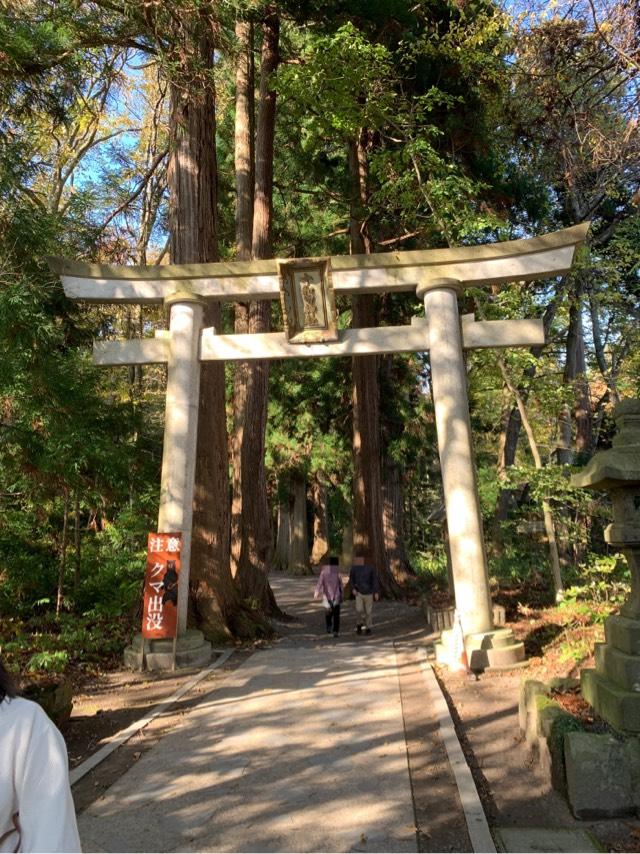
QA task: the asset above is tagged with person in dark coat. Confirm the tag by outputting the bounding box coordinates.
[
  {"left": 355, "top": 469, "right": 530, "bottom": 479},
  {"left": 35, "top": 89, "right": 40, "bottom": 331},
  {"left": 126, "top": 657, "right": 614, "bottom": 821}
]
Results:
[{"left": 349, "top": 555, "right": 380, "bottom": 635}]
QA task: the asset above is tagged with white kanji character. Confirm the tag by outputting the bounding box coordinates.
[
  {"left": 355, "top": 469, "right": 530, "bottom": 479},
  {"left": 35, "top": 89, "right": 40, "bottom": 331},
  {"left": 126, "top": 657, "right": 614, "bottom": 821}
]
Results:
[
  {"left": 167, "top": 537, "right": 181, "bottom": 554},
  {"left": 149, "top": 536, "right": 165, "bottom": 553},
  {"left": 146, "top": 612, "right": 163, "bottom": 631},
  {"left": 147, "top": 595, "right": 163, "bottom": 613}
]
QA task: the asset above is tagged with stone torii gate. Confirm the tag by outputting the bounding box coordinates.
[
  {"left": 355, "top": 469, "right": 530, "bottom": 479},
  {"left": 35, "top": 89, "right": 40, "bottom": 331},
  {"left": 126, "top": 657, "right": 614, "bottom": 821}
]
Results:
[{"left": 51, "top": 222, "right": 588, "bottom": 670}]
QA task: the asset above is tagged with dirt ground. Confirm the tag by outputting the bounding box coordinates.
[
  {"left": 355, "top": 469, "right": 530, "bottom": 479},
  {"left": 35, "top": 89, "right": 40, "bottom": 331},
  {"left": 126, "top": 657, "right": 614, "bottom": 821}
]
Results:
[
  {"left": 61, "top": 575, "right": 640, "bottom": 851},
  {"left": 436, "top": 664, "right": 640, "bottom": 853}
]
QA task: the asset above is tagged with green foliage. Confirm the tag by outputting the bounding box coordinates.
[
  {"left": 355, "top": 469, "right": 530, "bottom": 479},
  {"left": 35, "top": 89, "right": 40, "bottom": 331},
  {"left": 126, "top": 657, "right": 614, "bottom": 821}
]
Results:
[
  {"left": 560, "top": 553, "right": 630, "bottom": 616},
  {"left": 276, "top": 23, "right": 396, "bottom": 140},
  {"left": 1, "top": 612, "right": 134, "bottom": 676},
  {"left": 411, "top": 548, "right": 449, "bottom": 590},
  {"left": 26, "top": 650, "right": 69, "bottom": 673}
]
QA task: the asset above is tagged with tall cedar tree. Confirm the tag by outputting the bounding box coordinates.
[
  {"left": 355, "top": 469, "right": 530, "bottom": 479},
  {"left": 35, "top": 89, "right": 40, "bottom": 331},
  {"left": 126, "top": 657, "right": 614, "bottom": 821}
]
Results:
[
  {"left": 157, "top": 5, "right": 269, "bottom": 638},
  {"left": 233, "top": 9, "right": 284, "bottom": 607}
]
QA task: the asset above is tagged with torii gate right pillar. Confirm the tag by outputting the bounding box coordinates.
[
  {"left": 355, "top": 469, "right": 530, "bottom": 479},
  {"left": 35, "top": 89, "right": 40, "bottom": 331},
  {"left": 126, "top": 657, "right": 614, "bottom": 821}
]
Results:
[{"left": 419, "top": 278, "right": 525, "bottom": 669}]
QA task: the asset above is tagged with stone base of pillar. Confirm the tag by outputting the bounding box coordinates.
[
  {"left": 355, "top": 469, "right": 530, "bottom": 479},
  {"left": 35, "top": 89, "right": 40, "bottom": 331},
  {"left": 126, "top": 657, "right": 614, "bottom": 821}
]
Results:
[
  {"left": 581, "top": 614, "right": 640, "bottom": 732},
  {"left": 124, "top": 628, "right": 212, "bottom": 671},
  {"left": 435, "top": 627, "right": 526, "bottom": 671}
]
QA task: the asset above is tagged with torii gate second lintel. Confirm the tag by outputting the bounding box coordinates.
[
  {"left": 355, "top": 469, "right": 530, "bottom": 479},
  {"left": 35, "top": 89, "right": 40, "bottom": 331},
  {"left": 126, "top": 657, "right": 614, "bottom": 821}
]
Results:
[{"left": 50, "top": 223, "right": 589, "bottom": 670}]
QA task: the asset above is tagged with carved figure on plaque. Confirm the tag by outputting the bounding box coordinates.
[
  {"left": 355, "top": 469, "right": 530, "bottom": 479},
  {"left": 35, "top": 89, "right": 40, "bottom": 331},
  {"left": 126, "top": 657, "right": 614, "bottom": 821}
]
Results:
[
  {"left": 300, "top": 275, "right": 319, "bottom": 326},
  {"left": 277, "top": 257, "right": 338, "bottom": 344}
]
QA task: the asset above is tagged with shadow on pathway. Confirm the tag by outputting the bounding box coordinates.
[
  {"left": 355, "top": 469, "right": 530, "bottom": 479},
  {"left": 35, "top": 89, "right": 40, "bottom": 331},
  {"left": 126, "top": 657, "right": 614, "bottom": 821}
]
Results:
[{"left": 79, "top": 574, "right": 432, "bottom": 853}]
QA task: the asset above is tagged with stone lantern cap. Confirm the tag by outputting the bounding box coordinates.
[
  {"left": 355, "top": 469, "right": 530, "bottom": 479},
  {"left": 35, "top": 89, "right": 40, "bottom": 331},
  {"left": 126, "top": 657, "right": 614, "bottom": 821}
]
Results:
[{"left": 571, "top": 399, "right": 640, "bottom": 491}]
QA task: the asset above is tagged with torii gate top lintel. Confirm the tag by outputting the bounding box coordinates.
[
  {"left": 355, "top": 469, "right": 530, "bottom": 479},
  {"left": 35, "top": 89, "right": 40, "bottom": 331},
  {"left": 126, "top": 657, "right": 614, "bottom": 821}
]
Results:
[{"left": 48, "top": 222, "right": 590, "bottom": 305}]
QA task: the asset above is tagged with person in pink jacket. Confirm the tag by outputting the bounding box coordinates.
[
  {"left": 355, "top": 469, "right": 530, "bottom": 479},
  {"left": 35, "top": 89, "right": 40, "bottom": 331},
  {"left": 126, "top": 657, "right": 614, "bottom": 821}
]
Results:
[{"left": 314, "top": 556, "right": 344, "bottom": 637}]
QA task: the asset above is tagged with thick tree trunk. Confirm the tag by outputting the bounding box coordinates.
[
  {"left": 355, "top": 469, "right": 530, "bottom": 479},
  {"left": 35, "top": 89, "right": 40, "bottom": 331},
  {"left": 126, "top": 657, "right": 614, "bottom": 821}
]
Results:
[
  {"left": 348, "top": 133, "right": 401, "bottom": 598},
  {"left": 378, "top": 352, "right": 414, "bottom": 585},
  {"left": 231, "top": 18, "right": 254, "bottom": 573},
  {"left": 340, "top": 519, "right": 353, "bottom": 569},
  {"left": 288, "top": 475, "right": 311, "bottom": 575},
  {"left": 555, "top": 403, "right": 573, "bottom": 465},
  {"left": 495, "top": 404, "right": 522, "bottom": 521},
  {"left": 233, "top": 11, "right": 279, "bottom": 614},
  {"left": 382, "top": 456, "right": 414, "bottom": 585},
  {"left": 589, "top": 290, "right": 621, "bottom": 407},
  {"left": 274, "top": 498, "right": 291, "bottom": 572},
  {"left": 563, "top": 284, "right": 592, "bottom": 457},
  {"left": 234, "top": 19, "right": 254, "bottom": 262},
  {"left": 309, "top": 477, "right": 330, "bottom": 565},
  {"left": 166, "top": 31, "right": 268, "bottom": 639}
]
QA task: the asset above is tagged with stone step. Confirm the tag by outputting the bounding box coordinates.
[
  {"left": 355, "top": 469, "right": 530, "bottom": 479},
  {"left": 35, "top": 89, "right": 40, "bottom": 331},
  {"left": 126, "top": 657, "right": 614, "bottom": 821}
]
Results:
[
  {"left": 129, "top": 628, "right": 207, "bottom": 653},
  {"left": 436, "top": 628, "right": 525, "bottom": 671},
  {"left": 581, "top": 668, "right": 640, "bottom": 732},
  {"left": 124, "top": 640, "right": 212, "bottom": 672},
  {"left": 144, "top": 644, "right": 212, "bottom": 671},
  {"left": 469, "top": 641, "right": 526, "bottom": 671},
  {"left": 124, "top": 629, "right": 213, "bottom": 671},
  {"left": 465, "top": 628, "right": 515, "bottom": 650},
  {"left": 604, "top": 614, "right": 640, "bottom": 657},
  {"left": 595, "top": 642, "right": 640, "bottom": 694},
  {"left": 495, "top": 826, "right": 603, "bottom": 852}
]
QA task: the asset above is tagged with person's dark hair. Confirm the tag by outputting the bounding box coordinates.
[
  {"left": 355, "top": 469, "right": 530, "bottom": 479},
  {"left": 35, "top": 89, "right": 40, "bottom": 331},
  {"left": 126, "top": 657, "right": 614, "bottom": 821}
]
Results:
[
  {"left": 0, "top": 658, "right": 17, "bottom": 702},
  {"left": 329, "top": 555, "right": 339, "bottom": 566}
]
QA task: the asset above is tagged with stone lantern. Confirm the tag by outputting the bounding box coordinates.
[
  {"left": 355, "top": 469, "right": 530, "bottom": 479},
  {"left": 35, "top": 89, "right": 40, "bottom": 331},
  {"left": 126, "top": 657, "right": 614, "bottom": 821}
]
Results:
[{"left": 571, "top": 399, "right": 640, "bottom": 731}]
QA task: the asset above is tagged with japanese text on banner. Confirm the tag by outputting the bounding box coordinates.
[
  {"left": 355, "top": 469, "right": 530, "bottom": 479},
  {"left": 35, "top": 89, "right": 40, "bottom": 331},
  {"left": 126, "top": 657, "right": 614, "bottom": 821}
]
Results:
[{"left": 142, "top": 532, "right": 181, "bottom": 639}]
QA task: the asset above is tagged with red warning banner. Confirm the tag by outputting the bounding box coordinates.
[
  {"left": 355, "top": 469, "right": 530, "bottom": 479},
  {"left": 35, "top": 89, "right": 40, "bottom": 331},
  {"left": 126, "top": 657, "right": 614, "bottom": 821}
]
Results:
[{"left": 142, "top": 533, "right": 182, "bottom": 639}]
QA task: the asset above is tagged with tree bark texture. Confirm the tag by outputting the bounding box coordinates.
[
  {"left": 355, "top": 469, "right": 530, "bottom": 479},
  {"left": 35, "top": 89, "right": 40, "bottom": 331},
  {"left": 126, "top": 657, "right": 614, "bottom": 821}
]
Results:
[
  {"left": 382, "top": 456, "right": 414, "bottom": 585},
  {"left": 233, "top": 11, "right": 279, "bottom": 612},
  {"left": 379, "top": 353, "right": 414, "bottom": 585},
  {"left": 231, "top": 18, "right": 254, "bottom": 573},
  {"left": 274, "top": 499, "right": 291, "bottom": 572},
  {"left": 563, "top": 282, "right": 593, "bottom": 457},
  {"left": 340, "top": 520, "right": 353, "bottom": 569},
  {"left": 309, "top": 477, "right": 330, "bottom": 565},
  {"left": 288, "top": 475, "right": 310, "bottom": 575},
  {"left": 348, "top": 133, "right": 401, "bottom": 597},
  {"left": 166, "top": 32, "right": 266, "bottom": 639}
]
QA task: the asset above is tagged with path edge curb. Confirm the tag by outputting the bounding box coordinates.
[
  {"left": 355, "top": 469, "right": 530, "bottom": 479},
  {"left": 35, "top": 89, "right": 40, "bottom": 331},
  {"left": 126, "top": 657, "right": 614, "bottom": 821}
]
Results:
[
  {"left": 69, "top": 648, "right": 234, "bottom": 786},
  {"left": 420, "top": 653, "right": 496, "bottom": 853}
]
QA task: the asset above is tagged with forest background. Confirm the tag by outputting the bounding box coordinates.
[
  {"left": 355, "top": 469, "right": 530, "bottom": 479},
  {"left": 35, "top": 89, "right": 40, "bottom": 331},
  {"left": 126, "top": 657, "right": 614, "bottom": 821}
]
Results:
[{"left": 0, "top": 0, "right": 638, "bottom": 677}]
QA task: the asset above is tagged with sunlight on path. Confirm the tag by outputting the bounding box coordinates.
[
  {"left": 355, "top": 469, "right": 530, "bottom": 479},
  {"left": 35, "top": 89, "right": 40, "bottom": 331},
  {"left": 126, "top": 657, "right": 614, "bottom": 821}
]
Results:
[{"left": 79, "top": 642, "right": 418, "bottom": 853}]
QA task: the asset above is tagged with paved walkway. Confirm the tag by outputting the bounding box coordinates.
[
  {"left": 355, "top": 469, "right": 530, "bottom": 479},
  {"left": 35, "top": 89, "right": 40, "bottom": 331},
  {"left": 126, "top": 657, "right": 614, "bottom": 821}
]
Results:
[{"left": 79, "top": 577, "right": 426, "bottom": 853}]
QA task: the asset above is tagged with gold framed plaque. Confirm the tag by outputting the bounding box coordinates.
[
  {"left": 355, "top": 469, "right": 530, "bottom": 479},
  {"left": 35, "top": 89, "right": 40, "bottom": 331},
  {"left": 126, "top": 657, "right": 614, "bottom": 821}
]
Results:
[{"left": 277, "top": 257, "right": 338, "bottom": 344}]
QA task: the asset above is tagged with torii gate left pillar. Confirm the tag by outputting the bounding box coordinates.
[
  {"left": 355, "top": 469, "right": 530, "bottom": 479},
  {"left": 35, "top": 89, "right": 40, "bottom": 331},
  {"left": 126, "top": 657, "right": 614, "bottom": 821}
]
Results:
[
  {"left": 157, "top": 291, "right": 205, "bottom": 635},
  {"left": 126, "top": 289, "right": 213, "bottom": 670}
]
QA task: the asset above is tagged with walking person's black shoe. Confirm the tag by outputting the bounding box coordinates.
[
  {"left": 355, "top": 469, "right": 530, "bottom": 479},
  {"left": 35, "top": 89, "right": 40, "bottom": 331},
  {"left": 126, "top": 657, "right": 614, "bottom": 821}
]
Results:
[
  {"left": 356, "top": 624, "right": 362, "bottom": 635},
  {"left": 364, "top": 627, "right": 372, "bottom": 635}
]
